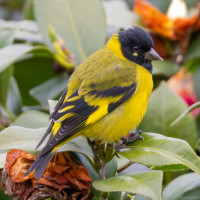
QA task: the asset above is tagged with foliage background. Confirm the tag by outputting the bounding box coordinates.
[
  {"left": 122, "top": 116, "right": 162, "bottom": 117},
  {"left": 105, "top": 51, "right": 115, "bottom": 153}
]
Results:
[{"left": 0, "top": 0, "right": 200, "bottom": 199}]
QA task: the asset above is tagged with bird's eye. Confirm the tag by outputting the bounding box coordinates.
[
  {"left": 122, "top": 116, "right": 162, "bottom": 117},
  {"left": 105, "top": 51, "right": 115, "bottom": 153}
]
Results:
[{"left": 133, "top": 46, "right": 139, "bottom": 52}]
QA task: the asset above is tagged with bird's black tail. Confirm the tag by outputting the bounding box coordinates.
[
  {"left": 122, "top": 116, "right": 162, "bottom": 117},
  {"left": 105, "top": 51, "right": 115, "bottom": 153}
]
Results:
[{"left": 25, "top": 151, "right": 54, "bottom": 179}]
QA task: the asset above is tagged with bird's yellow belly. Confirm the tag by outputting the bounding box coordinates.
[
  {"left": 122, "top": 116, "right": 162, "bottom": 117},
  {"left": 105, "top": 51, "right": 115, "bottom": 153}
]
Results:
[{"left": 81, "top": 67, "right": 153, "bottom": 143}]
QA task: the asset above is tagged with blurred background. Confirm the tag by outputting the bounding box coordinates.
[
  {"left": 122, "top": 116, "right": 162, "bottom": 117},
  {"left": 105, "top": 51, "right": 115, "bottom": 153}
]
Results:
[{"left": 0, "top": 0, "right": 200, "bottom": 199}]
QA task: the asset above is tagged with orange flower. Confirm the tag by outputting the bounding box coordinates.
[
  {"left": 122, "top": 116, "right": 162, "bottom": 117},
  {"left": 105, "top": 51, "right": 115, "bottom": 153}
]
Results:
[
  {"left": 2, "top": 149, "right": 92, "bottom": 200},
  {"left": 134, "top": 0, "right": 200, "bottom": 40}
]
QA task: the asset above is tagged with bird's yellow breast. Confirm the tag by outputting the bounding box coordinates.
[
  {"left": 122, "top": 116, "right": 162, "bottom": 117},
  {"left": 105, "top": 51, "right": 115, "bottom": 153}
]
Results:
[{"left": 81, "top": 64, "right": 153, "bottom": 143}]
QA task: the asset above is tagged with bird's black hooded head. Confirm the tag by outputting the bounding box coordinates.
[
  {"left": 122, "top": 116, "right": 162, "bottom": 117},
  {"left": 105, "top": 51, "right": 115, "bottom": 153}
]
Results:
[{"left": 119, "top": 27, "right": 162, "bottom": 73}]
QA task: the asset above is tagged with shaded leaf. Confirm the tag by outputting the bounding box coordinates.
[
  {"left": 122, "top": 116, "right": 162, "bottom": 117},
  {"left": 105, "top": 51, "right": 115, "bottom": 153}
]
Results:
[
  {"left": 171, "top": 101, "right": 200, "bottom": 126},
  {"left": 0, "top": 66, "right": 14, "bottom": 107},
  {"left": 30, "top": 73, "right": 69, "bottom": 105},
  {"left": 180, "top": 186, "right": 200, "bottom": 200},
  {"left": 6, "top": 77, "right": 22, "bottom": 116},
  {"left": 120, "top": 132, "right": 200, "bottom": 174},
  {"left": 0, "top": 190, "right": 12, "bottom": 200},
  {"left": 186, "top": 34, "right": 200, "bottom": 61},
  {"left": 14, "top": 56, "right": 55, "bottom": 105},
  {"left": 162, "top": 173, "right": 200, "bottom": 200},
  {"left": 59, "top": 136, "right": 94, "bottom": 164},
  {"left": 12, "top": 110, "right": 49, "bottom": 128},
  {"left": 0, "top": 19, "right": 38, "bottom": 33},
  {"left": 152, "top": 60, "right": 179, "bottom": 77},
  {"left": 23, "top": 0, "right": 35, "bottom": 20},
  {"left": 34, "top": 0, "right": 106, "bottom": 64},
  {"left": 119, "top": 163, "right": 151, "bottom": 175},
  {"left": 139, "top": 81, "right": 197, "bottom": 146},
  {"left": 93, "top": 170, "right": 163, "bottom": 200}
]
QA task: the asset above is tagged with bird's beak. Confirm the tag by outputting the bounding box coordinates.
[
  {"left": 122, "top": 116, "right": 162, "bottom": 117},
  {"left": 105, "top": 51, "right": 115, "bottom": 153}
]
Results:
[{"left": 144, "top": 48, "right": 163, "bottom": 61}]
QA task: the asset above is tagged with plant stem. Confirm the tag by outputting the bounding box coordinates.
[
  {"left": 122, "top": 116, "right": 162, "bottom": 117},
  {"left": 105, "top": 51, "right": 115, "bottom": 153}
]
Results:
[{"left": 99, "top": 160, "right": 106, "bottom": 180}]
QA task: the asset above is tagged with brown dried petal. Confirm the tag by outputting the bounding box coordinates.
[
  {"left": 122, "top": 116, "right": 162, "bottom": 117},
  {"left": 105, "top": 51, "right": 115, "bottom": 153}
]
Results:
[{"left": 2, "top": 150, "right": 92, "bottom": 200}]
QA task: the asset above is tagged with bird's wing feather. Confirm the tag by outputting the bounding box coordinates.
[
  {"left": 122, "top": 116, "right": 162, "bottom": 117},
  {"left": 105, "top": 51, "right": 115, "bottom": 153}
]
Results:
[{"left": 39, "top": 56, "right": 138, "bottom": 155}]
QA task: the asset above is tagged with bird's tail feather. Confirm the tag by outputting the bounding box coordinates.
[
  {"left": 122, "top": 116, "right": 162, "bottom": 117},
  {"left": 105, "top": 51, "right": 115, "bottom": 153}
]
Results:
[{"left": 25, "top": 151, "right": 54, "bottom": 179}]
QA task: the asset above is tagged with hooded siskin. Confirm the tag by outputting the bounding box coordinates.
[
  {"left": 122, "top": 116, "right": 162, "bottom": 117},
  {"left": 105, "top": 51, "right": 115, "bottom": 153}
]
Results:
[{"left": 26, "top": 27, "right": 162, "bottom": 179}]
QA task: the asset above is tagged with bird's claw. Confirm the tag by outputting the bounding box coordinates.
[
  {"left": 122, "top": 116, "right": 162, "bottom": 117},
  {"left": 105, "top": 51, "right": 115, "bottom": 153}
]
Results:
[{"left": 115, "top": 130, "right": 144, "bottom": 157}]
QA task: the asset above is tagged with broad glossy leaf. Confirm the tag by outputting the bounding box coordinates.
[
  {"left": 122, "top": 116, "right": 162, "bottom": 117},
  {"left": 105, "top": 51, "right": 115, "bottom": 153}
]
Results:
[
  {"left": 0, "top": 126, "right": 47, "bottom": 168},
  {"left": 120, "top": 132, "right": 200, "bottom": 174},
  {"left": 30, "top": 73, "right": 69, "bottom": 105},
  {"left": 12, "top": 110, "right": 49, "bottom": 128},
  {"left": 162, "top": 173, "right": 200, "bottom": 200},
  {"left": 139, "top": 81, "right": 197, "bottom": 146},
  {"left": 0, "top": 44, "right": 35, "bottom": 73},
  {"left": 93, "top": 170, "right": 163, "bottom": 200},
  {"left": 34, "top": 0, "right": 106, "bottom": 64},
  {"left": 0, "top": 125, "right": 95, "bottom": 169},
  {"left": 0, "top": 66, "right": 14, "bottom": 107}
]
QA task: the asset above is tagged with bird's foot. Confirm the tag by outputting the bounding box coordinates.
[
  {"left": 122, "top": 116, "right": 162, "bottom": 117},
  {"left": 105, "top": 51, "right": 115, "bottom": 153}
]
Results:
[{"left": 115, "top": 130, "right": 144, "bottom": 157}]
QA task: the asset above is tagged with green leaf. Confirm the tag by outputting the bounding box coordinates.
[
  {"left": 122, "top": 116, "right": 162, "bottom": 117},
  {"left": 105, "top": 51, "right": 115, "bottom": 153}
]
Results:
[
  {"left": 0, "top": 126, "right": 47, "bottom": 168},
  {"left": 180, "top": 186, "right": 200, "bottom": 200},
  {"left": 0, "top": 66, "right": 14, "bottom": 107},
  {"left": 93, "top": 170, "right": 163, "bottom": 200},
  {"left": 14, "top": 56, "right": 55, "bottom": 105},
  {"left": 139, "top": 81, "right": 197, "bottom": 146},
  {"left": 0, "top": 24, "right": 20, "bottom": 48},
  {"left": 0, "top": 44, "right": 35, "bottom": 73},
  {"left": 194, "top": 67, "right": 200, "bottom": 100},
  {"left": 171, "top": 101, "right": 200, "bottom": 126},
  {"left": 6, "top": 77, "right": 22, "bottom": 116},
  {"left": 23, "top": 0, "right": 35, "bottom": 20},
  {"left": 0, "top": 190, "right": 12, "bottom": 200},
  {"left": 59, "top": 136, "right": 94, "bottom": 164},
  {"left": 186, "top": 34, "right": 200, "bottom": 61},
  {"left": 34, "top": 0, "right": 106, "bottom": 65},
  {"left": 108, "top": 192, "right": 122, "bottom": 200},
  {"left": 120, "top": 132, "right": 200, "bottom": 174},
  {"left": 12, "top": 110, "right": 49, "bottom": 128},
  {"left": 30, "top": 73, "right": 69, "bottom": 105},
  {"left": 162, "top": 173, "right": 200, "bottom": 200},
  {"left": 152, "top": 60, "right": 179, "bottom": 77}
]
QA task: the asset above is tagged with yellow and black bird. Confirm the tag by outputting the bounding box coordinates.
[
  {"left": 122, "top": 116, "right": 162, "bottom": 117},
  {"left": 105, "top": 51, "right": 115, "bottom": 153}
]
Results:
[{"left": 26, "top": 27, "right": 162, "bottom": 179}]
